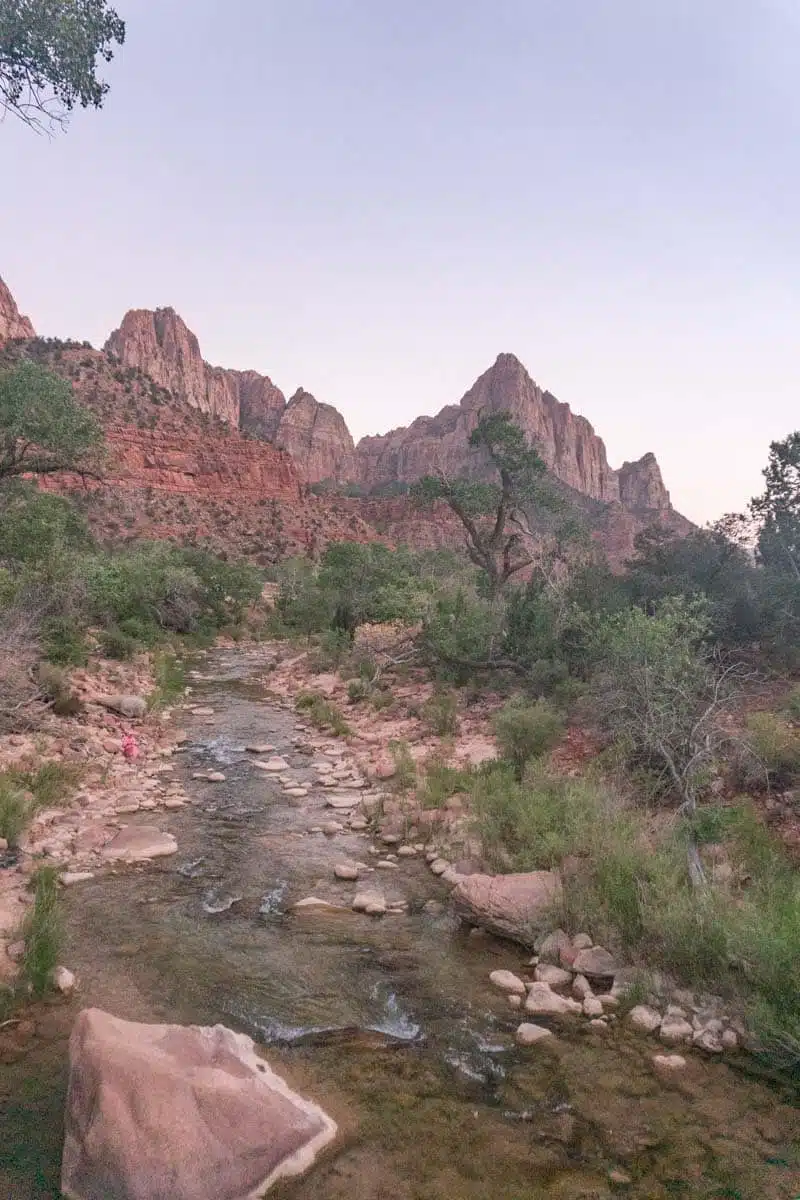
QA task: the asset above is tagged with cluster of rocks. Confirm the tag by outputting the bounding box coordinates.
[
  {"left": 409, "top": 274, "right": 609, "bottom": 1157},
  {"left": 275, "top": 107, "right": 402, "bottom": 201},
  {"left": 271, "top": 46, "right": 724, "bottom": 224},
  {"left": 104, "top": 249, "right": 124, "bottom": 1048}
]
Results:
[{"left": 489, "top": 928, "right": 743, "bottom": 1061}]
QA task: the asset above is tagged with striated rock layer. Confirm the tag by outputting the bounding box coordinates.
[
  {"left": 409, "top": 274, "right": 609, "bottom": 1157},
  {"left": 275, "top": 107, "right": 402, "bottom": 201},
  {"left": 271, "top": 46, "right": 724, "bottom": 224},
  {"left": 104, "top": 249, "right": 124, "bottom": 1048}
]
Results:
[
  {"left": 355, "top": 352, "right": 672, "bottom": 513},
  {"left": 0, "top": 276, "right": 35, "bottom": 342}
]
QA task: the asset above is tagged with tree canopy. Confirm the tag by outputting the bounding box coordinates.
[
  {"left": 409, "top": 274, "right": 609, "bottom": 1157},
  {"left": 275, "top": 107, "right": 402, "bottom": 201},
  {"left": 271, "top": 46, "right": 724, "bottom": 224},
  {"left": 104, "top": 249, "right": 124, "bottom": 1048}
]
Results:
[
  {"left": 750, "top": 431, "right": 800, "bottom": 580},
  {"left": 0, "top": 359, "right": 104, "bottom": 481},
  {"left": 0, "top": 0, "right": 125, "bottom": 131}
]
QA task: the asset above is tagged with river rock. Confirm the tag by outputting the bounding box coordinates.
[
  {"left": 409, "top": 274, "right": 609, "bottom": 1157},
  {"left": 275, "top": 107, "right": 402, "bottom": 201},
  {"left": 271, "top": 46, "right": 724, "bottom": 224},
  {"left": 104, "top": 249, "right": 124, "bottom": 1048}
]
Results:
[
  {"left": 536, "top": 929, "right": 572, "bottom": 965},
  {"left": 397, "top": 845, "right": 417, "bottom": 857},
  {"left": 627, "top": 1005, "right": 662, "bottom": 1035},
  {"left": 571, "top": 932, "right": 593, "bottom": 950},
  {"left": 571, "top": 946, "right": 618, "bottom": 980},
  {"left": 101, "top": 826, "right": 178, "bottom": 864},
  {"left": 60, "top": 872, "right": 95, "bottom": 887},
  {"left": 94, "top": 694, "right": 148, "bottom": 719},
  {"left": 283, "top": 788, "right": 309, "bottom": 798},
  {"left": 583, "top": 996, "right": 604, "bottom": 1018},
  {"left": 652, "top": 1053, "right": 687, "bottom": 1071},
  {"left": 488, "top": 969, "right": 527, "bottom": 996},
  {"left": 692, "top": 1027, "right": 724, "bottom": 1053},
  {"left": 246, "top": 744, "right": 275, "bottom": 754},
  {"left": 333, "top": 863, "right": 359, "bottom": 881},
  {"left": 452, "top": 872, "right": 562, "bottom": 945},
  {"left": 429, "top": 859, "right": 450, "bottom": 875},
  {"left": 572, "top": 974, "right": 593, "bottom": 1000},
  {"left": 659, "top": 1015, "right": 694, "bottom": 1045},
  {"left": 524, "top": 982, "right": 583, "bottom": 1017},
  {"left": 52, "top": 965, "right": 76, "bottom": 995},
  {"left": 515, "top": 1022, "right": 554, "bottom": 1046},
  {"left": 254, "top": 758, "right": 289, "bottom": 772},
  {"left": 534, "top": 964, "right": 572, "bottom": 991},
  {"left": 326, "top": 794, "right": 360, "bottom": 810},
  {"left": 352, "top": 890, "right": 386, "bottom": 916},
  {"left": 721, "top": 1028, "right": 738, "bottom": 1051},
  {"left": 207, "top": 772, "right": 226, "bottom": 783},
  {"left": 61, "top": 1008, "right": 337, "bottom": 1200}
]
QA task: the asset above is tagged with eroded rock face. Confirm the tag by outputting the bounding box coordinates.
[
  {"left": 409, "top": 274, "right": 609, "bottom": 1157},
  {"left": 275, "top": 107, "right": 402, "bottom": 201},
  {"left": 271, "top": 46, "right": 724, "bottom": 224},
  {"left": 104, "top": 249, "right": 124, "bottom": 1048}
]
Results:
[
  {"left": 275, "top": 389, "right": 356, "bottom": 484},
  {"left": 104, "top": 308, "right": 286, "bottom": 435},
  {"left": 452, "top": 870, "right": 562, "bottom": 945},
  {"left": 62, "top": 1008, "right": 337, "bottom": 1200},
  {"left": 354, "top": 353, "right": 673, "bottom": 512},
  {"left": 0, "top": 276, "right": 35, "bottom": 342}
]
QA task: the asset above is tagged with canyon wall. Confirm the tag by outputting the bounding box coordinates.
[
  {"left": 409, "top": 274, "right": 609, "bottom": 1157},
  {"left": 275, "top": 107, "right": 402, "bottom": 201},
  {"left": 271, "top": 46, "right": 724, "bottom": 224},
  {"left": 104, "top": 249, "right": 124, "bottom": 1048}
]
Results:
[
  {"left": 355, "top": 353, "right": 672, "bottom": 513},
  {"left": 0, "top": 276, "right": 35, "bottom": 342}
]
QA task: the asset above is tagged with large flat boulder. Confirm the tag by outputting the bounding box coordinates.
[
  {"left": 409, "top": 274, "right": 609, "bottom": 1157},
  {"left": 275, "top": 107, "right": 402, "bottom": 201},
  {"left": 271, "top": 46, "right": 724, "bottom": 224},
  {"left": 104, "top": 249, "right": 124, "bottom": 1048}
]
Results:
[
  {"left": 61, "top": 1008, "right": 337, "bottom": 1200},
  {"left": 101, "top": 826, "right": 177, "bottom": 863},
  {"left": 452, "top": 870, "right": 561, "bottom": 946}
]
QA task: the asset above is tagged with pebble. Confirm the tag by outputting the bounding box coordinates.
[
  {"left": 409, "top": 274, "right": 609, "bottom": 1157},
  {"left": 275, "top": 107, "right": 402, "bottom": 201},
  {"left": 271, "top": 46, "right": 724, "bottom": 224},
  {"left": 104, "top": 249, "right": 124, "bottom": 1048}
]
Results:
[
  {"left": 254, "top": 758, "right": 289, "bottom": 772},
  {"left": 283, "top": 787, "right": 309, "bottom": 798},
  {"left": 376, "top": 860, "right": 399, "bottom": 870},
  {"left": 52, "top": 965, "right": 76, "bottom": 995},
  {"left": 489, "top": 970, "right": 527, "bottom": 996},
  {"left": 245, "top": 744, "right": 274, "bottom": 754},
  {"left": 164, "top": 798, "right": 185, "bottom": 810},
  {"left": 515, "top": 1023, "right": 554, "bottom": 1046},
  {"left": 572, "top": 932, "right": 593, "bottom": 950},
  {"left": 508, "top": 994, "right": 522, "bottom": 1009},
  {"left": 192, "top": 707, "right": 215, "bottom": 717},
  {"left": 349, "top": 818, "right": 368, "bottom": 831},
  {"left": 659, "top": 1016, "right": 694, "bottom": 1045},
  {"left": 59, "top": 871, "right": 95, "bottom": 886},
  {"left": 322, "top": 821, "right": 343, "bottom": 835},
  {"left": 534, "top": 964, "right": 573, "bottom": 991},
  {"left": 334, "top": 863, "right": 359, "bottom": 880},
  {"left": 652, "top": 1053, "right": 687, "bottom": 1071},
  {"left": 429, "top": 859, "right": 449, "bottom": 876},
  {"left": 627, "top": 1005, "right": 662, "bottom": 1034},
  {"left": 207, "top": 772, "right": 226, "bottom": 783},
  {"left": 721, "top": 1028, "right": 738, "bottom": 1050},
  {"left": 583, "top": 996, "right": 604, "bottom": 1017},
  {"left": 352, "top": 890, "right": 386, "bottom": 916},
  {"left": 381, "top": 833, "right": 400, "bottom": 845},
  {"left": 326, "top": 794, "right": 360, "bottom": 810},
  {"left": 589, "top": 1018, "right": 609, "bottom": 1030}
]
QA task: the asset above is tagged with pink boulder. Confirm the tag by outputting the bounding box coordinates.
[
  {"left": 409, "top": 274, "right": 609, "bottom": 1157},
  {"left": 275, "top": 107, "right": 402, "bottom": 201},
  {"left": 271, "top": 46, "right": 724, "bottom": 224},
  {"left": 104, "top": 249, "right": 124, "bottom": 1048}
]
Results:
[
  {"left": 61, "top": 1008, "right": 337, "bottom": 1200},
  {"left": 452, "top": 871, "right": 562, "bottom": 946}
]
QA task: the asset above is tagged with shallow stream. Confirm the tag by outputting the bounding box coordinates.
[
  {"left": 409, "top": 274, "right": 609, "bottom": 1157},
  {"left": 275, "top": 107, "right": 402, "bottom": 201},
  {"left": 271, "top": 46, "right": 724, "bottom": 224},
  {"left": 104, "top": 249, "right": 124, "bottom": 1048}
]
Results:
[{"left": 0, "top": 648, "right": 797, "bottom": 1199}]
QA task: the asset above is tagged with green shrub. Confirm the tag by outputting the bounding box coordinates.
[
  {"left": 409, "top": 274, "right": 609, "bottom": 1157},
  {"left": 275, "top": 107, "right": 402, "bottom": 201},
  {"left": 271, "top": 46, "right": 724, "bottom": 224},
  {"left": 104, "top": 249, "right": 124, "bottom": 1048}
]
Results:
[
  {"left": 347, "top": 678, "right": 370, "bottom": 703},
  {"left": 389, "top": 739, "right": 416, "bottom": 791},
  {"left": 42, "top": 615, "right": 88, "bottom": 666},
  {"left": 492, "top": 697, "right": 564, "bottom": 778},
  {"left": 421, "top": 690, "right": 459, "bottom": 736},
  {"left": 745, "top": 711, "right": 800, "bottom": 786},
  {"left": 419, "top": 756, "right": 474, "bottom": 809},
  {"left": 0, "top": 781, "right": 28, "bottom": 846},
  {"left": 99, "top": 625, "right": 139, "bottom": 660},
  {"left": 295, "top": 692, "right": 351, "bottom": 736},
  {"left": 21, "top": 866, "right": 62, "bottom": 997}
]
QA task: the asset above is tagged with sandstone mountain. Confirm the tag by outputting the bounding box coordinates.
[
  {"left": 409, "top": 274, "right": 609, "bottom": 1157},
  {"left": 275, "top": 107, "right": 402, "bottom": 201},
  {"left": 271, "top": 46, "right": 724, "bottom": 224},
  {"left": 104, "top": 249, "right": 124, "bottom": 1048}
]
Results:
[
  {"left": 1, "top": 274, "right": 689, "bottom": 563},
  {"left": 104, "top": 308, "right": 356, "bottom": 484},
  {"left": 0, "top": 276, "right": 35, "bottom": 342},
  {"left": 355, "top": 352, "right": 672, "bottom": 513}
]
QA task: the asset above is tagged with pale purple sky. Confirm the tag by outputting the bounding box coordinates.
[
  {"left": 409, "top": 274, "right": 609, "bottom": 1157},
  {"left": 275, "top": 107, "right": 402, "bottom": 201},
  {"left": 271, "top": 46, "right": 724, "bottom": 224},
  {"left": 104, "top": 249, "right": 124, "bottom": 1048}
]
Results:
[{"left": 2, "top": 1, "right": 799, "bottom": 522}]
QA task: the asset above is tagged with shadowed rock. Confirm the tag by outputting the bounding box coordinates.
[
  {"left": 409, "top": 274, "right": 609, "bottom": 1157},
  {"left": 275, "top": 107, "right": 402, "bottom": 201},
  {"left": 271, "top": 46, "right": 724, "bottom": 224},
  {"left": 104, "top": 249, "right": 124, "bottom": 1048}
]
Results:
[{"left": 453, "top": 871, "right": 562, "bottom": 946}]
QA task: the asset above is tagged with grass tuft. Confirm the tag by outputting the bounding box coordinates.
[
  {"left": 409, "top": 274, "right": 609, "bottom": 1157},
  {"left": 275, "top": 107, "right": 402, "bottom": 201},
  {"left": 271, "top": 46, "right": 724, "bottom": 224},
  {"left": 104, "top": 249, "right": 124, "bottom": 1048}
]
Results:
[{"left": 21, "top": 865, "right": 62, "bottom": 997}]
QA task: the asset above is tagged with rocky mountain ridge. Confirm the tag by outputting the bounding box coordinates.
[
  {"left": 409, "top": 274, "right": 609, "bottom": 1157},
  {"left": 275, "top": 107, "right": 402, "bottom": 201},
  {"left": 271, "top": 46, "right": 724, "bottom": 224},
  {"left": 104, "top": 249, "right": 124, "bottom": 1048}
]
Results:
[
  {"left": 103, "top": 303, "right": 675, "bottom": 520},
  {"left": 1, "top": 274, "right": 689, "bottom": 563}
]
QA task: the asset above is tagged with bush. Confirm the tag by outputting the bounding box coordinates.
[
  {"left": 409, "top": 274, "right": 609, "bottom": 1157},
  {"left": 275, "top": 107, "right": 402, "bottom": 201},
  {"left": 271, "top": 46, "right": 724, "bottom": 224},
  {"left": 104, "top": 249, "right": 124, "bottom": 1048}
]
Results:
[
  {"left": 148, "top": 652, "right": 186, "bottom": 710},
  {"left": 421, "top": 690, "right": 459, "bottom": 736},
  {"left": 347, "top": 678, "right": 370, "bottom": 704},
  {"left": 42, "top": 614, "right": 88, "bottom": 666},
  {"left": 21, "top": 866, "right": 62, "bottom": 997},
  {"left": 745, "top": 712, "right": 800, "bottom": 787},
  {"left": 389, "top": 739, "right": 416, "bottom": 791},
  {"left": 492, "top": 697, "right": 564, "bottom": 778},
  {"left": 419, "top": 756, "right": 474, "bottom": 809},
  {"left": 99, "top": 625, "right": 139, "bottom": 660},
  {"left": 295, "top": 692, "right": 351, "bottom": 736},
  {"left": 786, "top": 685, "right": 800, "bottom": 720},
  {"left": 0, "top": 781, "right": 27, "bottom": 845}
]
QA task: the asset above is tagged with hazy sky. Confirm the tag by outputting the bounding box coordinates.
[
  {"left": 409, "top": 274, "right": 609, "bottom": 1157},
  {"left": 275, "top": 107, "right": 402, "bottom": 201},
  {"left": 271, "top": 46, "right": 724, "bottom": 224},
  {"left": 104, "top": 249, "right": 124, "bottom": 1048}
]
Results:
[{"left": 2, "top": 1, "right": 799, "bottom": 523}]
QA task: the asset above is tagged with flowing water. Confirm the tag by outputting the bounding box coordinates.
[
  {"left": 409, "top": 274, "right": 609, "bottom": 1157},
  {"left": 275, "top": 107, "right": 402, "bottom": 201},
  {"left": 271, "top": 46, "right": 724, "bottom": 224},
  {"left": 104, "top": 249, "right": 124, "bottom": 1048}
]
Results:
[{"left": 0, "top": 648, "right": 798, "bottom": 1199}]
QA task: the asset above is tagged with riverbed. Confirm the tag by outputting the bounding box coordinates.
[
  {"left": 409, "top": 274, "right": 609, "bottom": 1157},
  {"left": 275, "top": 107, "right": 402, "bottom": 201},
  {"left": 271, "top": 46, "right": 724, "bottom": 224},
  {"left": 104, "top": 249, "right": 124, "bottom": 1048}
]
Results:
[{"left": 0, "top": 647, "right": 797, "bottom": 1199}]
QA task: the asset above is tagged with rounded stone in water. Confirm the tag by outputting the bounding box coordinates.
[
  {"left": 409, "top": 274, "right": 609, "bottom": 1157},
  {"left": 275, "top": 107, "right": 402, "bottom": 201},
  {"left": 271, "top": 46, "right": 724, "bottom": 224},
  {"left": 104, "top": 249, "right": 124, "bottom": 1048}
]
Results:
[{"left": 202, "top": 888, "right": 243, "bottom": 915}]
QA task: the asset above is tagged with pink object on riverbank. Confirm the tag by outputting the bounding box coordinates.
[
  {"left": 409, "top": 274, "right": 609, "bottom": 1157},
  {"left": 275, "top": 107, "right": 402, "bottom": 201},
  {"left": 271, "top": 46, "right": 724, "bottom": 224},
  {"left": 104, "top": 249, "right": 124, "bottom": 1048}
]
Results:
[{"left": 121, "top": 733, "right": 139, "bottom": 761}]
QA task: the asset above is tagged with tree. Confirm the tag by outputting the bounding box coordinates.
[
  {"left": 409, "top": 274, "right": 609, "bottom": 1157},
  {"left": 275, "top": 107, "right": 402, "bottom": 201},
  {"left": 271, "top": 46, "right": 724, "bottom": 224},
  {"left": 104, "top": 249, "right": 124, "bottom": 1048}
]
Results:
[
  {"left": 0, "top": 0, "right": 125, "bottom": 132},
  {"left": 593, "top": 596, "right": 749, "bottom": 882},
  {"left": 411, "top": 412, "right": 566, "bottom": 598},
  {"left": 750, "top": 432, "right": 800, "bottom": 580},
  {"left": 0, "top": 359, "right": 104, "bottom": 481}
]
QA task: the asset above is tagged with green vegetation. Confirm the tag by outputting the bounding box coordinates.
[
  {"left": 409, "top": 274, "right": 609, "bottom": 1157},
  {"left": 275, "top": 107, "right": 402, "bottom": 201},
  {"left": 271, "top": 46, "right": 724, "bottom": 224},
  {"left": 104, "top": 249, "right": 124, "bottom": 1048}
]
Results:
[
  {"left": 21, "top": 866, "right": 62, "bottom": 997},
  {"left": 0, "top": 762, "right": 81, "bottom": 845},
  {"left": 295, "top": 691, "right": 351, "bottom": 736},
  {"left": 492, "top": 697, "right": 564, "bottom": 778},
  {"left": 418, "top": 756, "right": 474, "bottom": 809},
  {"left": 744, "top": 712, "right": 800, "bottom": 788},
  {"left": 389, "top": 739, "right": 416, "bottom": 791},
  {"left": 421, "top": 689, "right": 459, "bottom": 736},
  {"left": 0, "top": 0, "right": 125, "bottom": 132}
]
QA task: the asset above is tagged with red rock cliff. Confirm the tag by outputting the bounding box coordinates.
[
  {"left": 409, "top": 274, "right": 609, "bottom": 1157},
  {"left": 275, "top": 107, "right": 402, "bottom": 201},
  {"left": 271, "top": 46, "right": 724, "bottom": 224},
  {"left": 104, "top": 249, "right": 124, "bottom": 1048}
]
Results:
[
  {"left": 275, "top": 389, "right": 356, "bottom": 484},
  {"left": 0, "top": 276, "right": 35, "bottom": 342},
  {"left": 354, "top": 353, "right": 673, "bottom": 512}
]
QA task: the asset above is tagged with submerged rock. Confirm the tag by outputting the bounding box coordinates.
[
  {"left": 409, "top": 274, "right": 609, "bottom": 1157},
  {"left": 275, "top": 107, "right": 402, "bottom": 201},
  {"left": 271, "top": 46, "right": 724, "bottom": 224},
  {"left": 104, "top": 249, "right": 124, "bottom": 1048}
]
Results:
[
  {"left": 627, "top": 1005, "right": 662, "bottom": 1035},
  {"left": 515, "top": 1022, "right": 554, "bottom": 1046},
  {"left": 61, "top": 1008, "right": 337, "bottom": 1200},
  {"left": 524, "top": 982, "right": 583, "bottom": 1017},
  {"left": 453, "top": 872, "right": 562, "bottom": 945},
  {"left": 101, "top": 826, "right": 178, "bottom": 864},
  {"left": 488, "top": 969, "right": 527, "bottom": 996}
]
